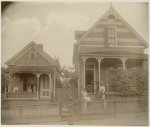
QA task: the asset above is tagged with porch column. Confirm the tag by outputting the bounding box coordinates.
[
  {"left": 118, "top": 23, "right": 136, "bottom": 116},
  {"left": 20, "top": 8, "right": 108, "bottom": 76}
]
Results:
[
  {"left": 36, "top": 74, "right": 40, "bottom": 100},
  {"left": 8, "top": 74, "right": 13, "bottom": 93},
  {"left": 4, "top": 73, "right": 7, "bottom": 99},
  {"left": 4, "top": 84, "right": 6, "bottom": 99},
  {"left": 48, "top": 73, "right": 52, "bottom": 100},
  {"left": 120, "top": 58, "right": 128, "bottom": 69},
  {"left": 53, "top": 71, "right": 56, "bottom": 101},
  {"left": 96, "top": 57, "right": 103, "bottom": 92},
  {"left": 82, "top": 56, "right": 88, "bottom": 88},
  {"left": 77, "top": 61, "right": 81, "bottom": 97}
]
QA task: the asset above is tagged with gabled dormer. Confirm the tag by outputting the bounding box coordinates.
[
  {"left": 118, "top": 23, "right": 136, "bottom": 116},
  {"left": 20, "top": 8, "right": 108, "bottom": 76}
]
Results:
[
  {"left": 5, "top": 41, "right": 56, "bottom": 66},
  {"left": 74, "top": 5, "right": 148, "bottom": 50}
]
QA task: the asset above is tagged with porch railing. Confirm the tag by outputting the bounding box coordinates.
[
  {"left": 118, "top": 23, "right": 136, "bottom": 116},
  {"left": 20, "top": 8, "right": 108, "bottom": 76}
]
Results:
[{"left": 5, "top": 92, "right": 37, "bottom": 99}]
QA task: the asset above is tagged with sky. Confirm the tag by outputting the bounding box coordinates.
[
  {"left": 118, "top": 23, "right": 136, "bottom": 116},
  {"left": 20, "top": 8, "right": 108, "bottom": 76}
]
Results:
[{"left": 1, "top": 2, "right": 148, "bottom": 67}]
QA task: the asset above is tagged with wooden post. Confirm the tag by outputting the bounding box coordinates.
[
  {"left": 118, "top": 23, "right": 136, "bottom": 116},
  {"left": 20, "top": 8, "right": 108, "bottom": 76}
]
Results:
[
  {"left": 77, "top": 61, "right": 81, "bottom": 97},
  {"left": 82, "top": 56, "right": 88, "bottom": 88},
  {"left": 53, "top": 71, "right": 56, "bottom": 101},
  {"left": 96, "top": 57, "right": 103, "bottom": 92},
  {"left": 36, "top": 74, "right": 40, "bottom": 100},
  {"left": 120, "top": 57, "right": 128, "bottom": 70},
  {"left": 4, "top": 73, "right": 7, "bottom": 99},
  {"left": 4, "top": 84, "right": 6, "bottom": 99},
  {"left": 48, "top": 73, "right": 52, "bottom": 100}
]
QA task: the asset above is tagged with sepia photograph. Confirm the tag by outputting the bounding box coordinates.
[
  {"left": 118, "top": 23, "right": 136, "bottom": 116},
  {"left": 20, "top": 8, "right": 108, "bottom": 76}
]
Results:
[{"left": 1, "top": 1, "right": 148, "bottom": 125}]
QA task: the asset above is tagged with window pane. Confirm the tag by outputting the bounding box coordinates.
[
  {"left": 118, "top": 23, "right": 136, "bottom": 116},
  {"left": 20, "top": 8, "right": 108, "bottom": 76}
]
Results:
[
  {"left": 46, "top": 91, "right": 49, "bottom": 96},
  {"left": 47, "top": 79, "right": 49, "bottom": 89},
  {"left": 43, "top": 78, "right": 45, "bottom": 89},
  {"left": 108, "top": 28, "right": 115, "bottom": 37},
  {"left": 43, "top": 91, "right": 45, "bottom": 96}
]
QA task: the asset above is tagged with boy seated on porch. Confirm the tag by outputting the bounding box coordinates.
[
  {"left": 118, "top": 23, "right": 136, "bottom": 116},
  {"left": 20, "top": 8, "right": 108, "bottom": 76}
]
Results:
[
  {"left": 81, "top": 86, "right": 91, "bottom": 101},
  {"left": 13, "top": 87, "right": 19, "bottom": 92},
  {"left": 81, "top": 86, "right": 90, "bottom": 111}
]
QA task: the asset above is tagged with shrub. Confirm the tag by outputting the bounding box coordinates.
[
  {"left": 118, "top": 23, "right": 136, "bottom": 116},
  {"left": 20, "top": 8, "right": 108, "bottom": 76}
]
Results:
[{"left": 112, "top": 67, "right": 147, "bottom": 96}]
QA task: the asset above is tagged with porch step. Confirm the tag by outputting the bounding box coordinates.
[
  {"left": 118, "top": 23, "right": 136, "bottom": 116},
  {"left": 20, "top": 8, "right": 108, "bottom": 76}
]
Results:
[
  {"left": 61, "top": 108, "right": 68, "bottom": 121},
  {"left": 87, "top": 102, "right": 104, "bottom": 110},
  {"left": 61, "top": 104, "right": 73, "bottom": 121},
  {"left": 87, "top": 94, "right": 99, "bottom": 101}
]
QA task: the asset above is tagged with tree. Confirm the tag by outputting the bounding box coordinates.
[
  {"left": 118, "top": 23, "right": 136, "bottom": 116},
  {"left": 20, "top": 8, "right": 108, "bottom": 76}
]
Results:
[
  {"left": 61, "top": 65, "right": 77, "bottom": 88},
  {"left": 54, "top": 56, "right": 77, "bottom": 88},
  {"left": 1, "top": 67, "right": 11, "bottom": 93},
  {"left": 54, "top": 56, "right": 62, "bottom": 88}
]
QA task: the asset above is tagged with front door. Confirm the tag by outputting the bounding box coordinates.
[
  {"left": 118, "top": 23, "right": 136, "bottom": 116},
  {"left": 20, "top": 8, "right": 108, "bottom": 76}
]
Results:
[
  {"left": 40, "top": 75, "right": 50, "bottom": 99},
  {"left": 85, "top": 70, "right": 94, "bottom": 93}
]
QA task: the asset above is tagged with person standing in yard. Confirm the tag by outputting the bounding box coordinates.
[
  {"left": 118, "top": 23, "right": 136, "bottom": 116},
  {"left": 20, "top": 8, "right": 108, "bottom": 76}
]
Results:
[
  {"left": 99, "top": 82, "right": 107, "bottom": 110},
  {"left": 99, "top": 82, "right": 106, "bottom": 100}
]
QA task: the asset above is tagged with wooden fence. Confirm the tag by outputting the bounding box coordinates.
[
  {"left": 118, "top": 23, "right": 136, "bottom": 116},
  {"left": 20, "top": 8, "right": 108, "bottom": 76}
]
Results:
[
  {"left": 71, "top": 97, "right": 148, "bottom": 121},
  {"left": 1, "top": 103, "right": 59, "bottom": 121},
  {"left": 56, "top": 87, "right": 78, "bottom": 104}
]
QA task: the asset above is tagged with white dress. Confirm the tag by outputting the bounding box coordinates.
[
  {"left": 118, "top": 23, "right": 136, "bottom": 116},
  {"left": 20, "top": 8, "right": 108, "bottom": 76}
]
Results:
[{"left": 99, "top": 86, "right": 105, "bottom": 100}]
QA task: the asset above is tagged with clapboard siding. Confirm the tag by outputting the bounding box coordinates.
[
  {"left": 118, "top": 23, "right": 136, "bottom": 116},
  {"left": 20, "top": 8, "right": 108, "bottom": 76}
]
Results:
[
  {"left": 117, "top": 42, "right": 142, "bottom": 46},
  {"left": 87, "top": 32, "right": 105, "bottom": 38},
  {"left": 81, "top": 41, "right": 105, "bottom": 45},
  {"left": 83, "top": 37, "right": 105, "bottom": 42},
  {"left": 117, "top": 32, "right": 136, "bottom": 38}
]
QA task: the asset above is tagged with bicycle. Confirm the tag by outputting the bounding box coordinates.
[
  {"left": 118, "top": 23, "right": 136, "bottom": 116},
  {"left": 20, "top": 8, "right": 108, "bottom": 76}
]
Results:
[{"left": 86, "top": 81, "right": 99, "bottom": 93}]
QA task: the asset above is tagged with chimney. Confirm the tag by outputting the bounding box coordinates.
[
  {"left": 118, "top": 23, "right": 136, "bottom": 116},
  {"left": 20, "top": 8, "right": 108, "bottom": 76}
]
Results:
[{"left": 38, "top": 44, "right": 43, "bottom": 49}]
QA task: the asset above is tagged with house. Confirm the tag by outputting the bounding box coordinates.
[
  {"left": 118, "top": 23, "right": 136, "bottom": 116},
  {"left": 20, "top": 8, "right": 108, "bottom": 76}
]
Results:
[
  {"left": 4, "top": 41, "right": 59, "bottom": 101},
  {"left": 73, "top": 6, "right": 148, "bottom": 97}
]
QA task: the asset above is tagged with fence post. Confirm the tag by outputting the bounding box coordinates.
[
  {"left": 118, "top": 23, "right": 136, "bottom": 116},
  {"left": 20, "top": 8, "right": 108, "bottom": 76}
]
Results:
[
  {"left": 68, "top": 99, "right": 73, "bottom": 125},
  {"left": 20, "top": 106, "right": 22, "bottom": 119},
  {"left": 59, "top": 102, "right": 62, "bottom": 117},
  {"left": 114, "top": 100, "right": 117, "bottom": 118}
]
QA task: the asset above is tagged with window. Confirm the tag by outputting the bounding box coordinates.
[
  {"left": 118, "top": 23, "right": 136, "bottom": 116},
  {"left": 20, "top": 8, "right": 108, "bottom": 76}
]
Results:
[
  {"left": 29, "top": 51, "right": 36, "bottom": 59},
  {"left": 108, "top": 38, "right": 115, "bottom": 47},
  {"left": 107, "top": 27, "right": 116, "bottom": 47},
  {"left": 108, "top": 15, "right": 115, "bottom": 19},
  {"left": 108, "top": 28, "right": 115, "bottom": 38}
]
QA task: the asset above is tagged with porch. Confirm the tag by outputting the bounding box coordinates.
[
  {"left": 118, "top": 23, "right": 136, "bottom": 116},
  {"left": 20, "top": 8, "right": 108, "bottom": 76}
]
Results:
[
  {"left": 4, "top": 69, "right": 56, "bottom": 100},
  {"left": 79, "top": 55, "right": 147, "bottom": 96}
]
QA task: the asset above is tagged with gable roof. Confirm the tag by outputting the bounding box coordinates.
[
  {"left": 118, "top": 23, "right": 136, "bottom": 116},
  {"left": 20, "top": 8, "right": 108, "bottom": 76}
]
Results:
[
  {"left": 75, "top": 6, "right": 148, "bottom": 48},
  {"left": 5, "top": 41, "right": 56, "bottom": 66}
]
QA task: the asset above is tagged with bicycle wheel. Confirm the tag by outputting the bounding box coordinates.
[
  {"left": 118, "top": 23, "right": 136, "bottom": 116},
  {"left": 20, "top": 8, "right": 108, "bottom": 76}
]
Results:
[{"left": 86, "top": 85, "right": 92, "bottom": 93}]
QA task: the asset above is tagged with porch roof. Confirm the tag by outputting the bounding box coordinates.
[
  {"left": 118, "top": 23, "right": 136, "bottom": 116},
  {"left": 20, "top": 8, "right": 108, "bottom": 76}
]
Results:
[
  {"left": 6, "top": 66, "right": 55, "bottom": 73},
  {"left": 80, "top": 52, "right": 148, "bottom": 59}
]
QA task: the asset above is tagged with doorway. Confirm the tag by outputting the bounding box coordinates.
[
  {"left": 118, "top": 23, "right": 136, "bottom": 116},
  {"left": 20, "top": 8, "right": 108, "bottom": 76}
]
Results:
[
  {"left": 85, "top": 69, "right": 94, "bottom": 93},
  {"left": 40, "top": 74, "right": 50, "bottom": 99}
]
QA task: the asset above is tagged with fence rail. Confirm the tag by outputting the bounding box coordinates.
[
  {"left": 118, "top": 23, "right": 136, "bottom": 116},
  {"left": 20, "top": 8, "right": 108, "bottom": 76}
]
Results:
[{"left": 5, "top": 92, "right": 37, "bottom": 99}]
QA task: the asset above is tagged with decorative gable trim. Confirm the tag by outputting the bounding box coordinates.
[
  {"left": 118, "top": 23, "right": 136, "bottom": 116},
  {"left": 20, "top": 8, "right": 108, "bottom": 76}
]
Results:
[{"left": 5, "top": 41, "right": 56, "bottom": 66}]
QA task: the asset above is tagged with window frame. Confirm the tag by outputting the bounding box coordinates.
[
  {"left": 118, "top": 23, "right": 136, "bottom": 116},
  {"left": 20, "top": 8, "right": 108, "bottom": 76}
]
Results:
[
  {"left": 29, "top": 51, "right": 36, "bottom": 60},
  {"left": 107, "top": 26, "right": 117, "bottom": 47}
]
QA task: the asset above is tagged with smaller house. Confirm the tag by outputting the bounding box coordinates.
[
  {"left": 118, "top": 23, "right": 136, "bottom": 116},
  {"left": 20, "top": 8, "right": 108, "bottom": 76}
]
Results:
[{"left": 4, "top": 41, "right": 59, "bottom": 101}]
